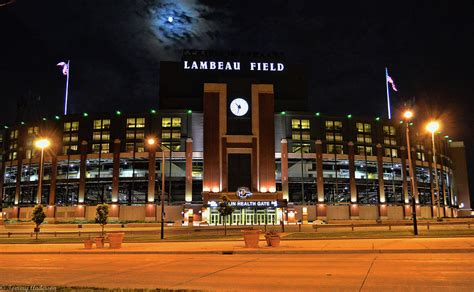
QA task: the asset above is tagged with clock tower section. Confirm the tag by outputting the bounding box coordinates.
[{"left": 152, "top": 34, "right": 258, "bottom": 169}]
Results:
[{"left": 202, "top": 83, "right": 276, "bottom": 194}]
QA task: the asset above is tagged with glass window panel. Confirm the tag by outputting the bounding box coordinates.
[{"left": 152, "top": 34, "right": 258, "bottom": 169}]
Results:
[
  {"left": 64, "top": 122, "right": 71, "bottom": 132},
  {"left": 292, "top": 119, "right": 301, "bottom": 129},
  {"left": 136, "top": 118, "right": 145, "bottom": 128},
  {"left": 135, "top": 130, "right": 145, "bottom": 139},
  {"left": 162, "top": 118, "right": 171, "bottom": 128},
  {"left": 102, "top": 119, "right": 110, "bottom": 129},
  {"left": 93, "top": 120, "right": 102, "bottom": 130},
  {"left": 71, "top": 121, "right": 79, "bottom": 131},
  {"left": 172, "top": 117, "right": 181, "bottom": 127},
  {"left": 301, "top": 119, "right": 310, "bottom": 129},
  {"left": 93, "top": 131, "right": 101, "bottom": 141},
  {"left": 126, "top": 130, "right": 135, "bottom": 139},
  {"left": 101, "top": 131, "right": 110, "bottom": 140},
  {"left": 127, "top": 118, "right": 136, "bottom": 128},
  {"left": 356, "top": 123, "right": 364, "bottom": 132}
]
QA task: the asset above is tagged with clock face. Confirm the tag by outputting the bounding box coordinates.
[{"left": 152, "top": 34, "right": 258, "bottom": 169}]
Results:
[{"left": 229, "top": 98, "right": 249, "bottom": 116}]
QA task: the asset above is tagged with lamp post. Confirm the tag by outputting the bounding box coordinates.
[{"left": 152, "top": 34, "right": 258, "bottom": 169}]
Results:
[
  {"left": 426, "top": 121, "right": 442, "bottom": 221},
  {"left": 402, "top": 110, "right": 418, "bottom": 235},
  {"left": 147, "top": 137, "right": 170, "bottom": 240},
  {"left": 34, "top": 138, "right": 51, "bottom": 204}
]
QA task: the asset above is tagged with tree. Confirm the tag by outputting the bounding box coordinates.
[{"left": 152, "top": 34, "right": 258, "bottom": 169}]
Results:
[
  {"left": 217, "top": 195, "right": 234, "bottom": 236},
  {"left": 31, "top": 205, "right": 46, "bottom": 240},
  {"left": 95, "top": 204, "right": 109, "bottom": 237}
]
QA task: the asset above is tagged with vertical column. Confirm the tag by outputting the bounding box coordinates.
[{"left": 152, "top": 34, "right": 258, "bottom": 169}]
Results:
[
  {"left": 376, "top": 144, "right": 385, "bottom": 203},
  {"left": 281, "top": 139, "right": 289, "bottom": 200},
  {"left": 203, "top": 85, "right": 224, "bottom": 193},
  {"left": 348, "top": 142, "right": 357, "bottom": 203},
  {"left": 0, "top": 158, "right": 5, "bottom": 208},
  {"left": 411, "top": 146, "right": 420, "bottom": 204},
  {"left": 185, "top": 138, "right": 193, "bottom": 202},
  {"left": 147, "top": 141, "right": 156, "bottom": 203},
  {"left": 348, "top": 141, "right": 359, "bottom": 219},
  {"left": 111, "top": 139, "right": 121, "bottom": 203},
  {"left": 221, "top": 137, "right": 228, "bottom": 191},
  {"left": 78, "top": 140, "right": 88, "bottom": 204},
  {"left": 251, "top": 137, "right": 258, "bottom": 192},
  {"left": 254, "top": 88, "right": 276, "bottom": 192},
  {"left": 14, "top": 150, "right": 23, "bottom": 205},
  {"left": 48, "top": 154, "right": 58, "bottom": 205},
  {"left": 400, "top": 146, "right": 409, "bottom": 205},
  {"left": 315, "top": 140, "right": 324, "bottom": 203},
  {"left": 427, "top": 150, "right": 435, "bottom": 216}
]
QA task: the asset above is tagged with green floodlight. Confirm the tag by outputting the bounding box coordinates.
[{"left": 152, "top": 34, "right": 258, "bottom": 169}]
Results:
[
  {"left": 150, "top": 109, "right": 157, "bottom": 114},
  {"left": 55, "top": 115, "right": 60, "bottom": 120},
  {"left": 375, "top": 117, "right": 380, "bottom": 121},
  {"left": 4, "top": 125, "right": 8, "bottom": 129},
  {"left": 281, "top": 111, "right": 286, "bottom": 115},
  {"left": 399, "top": 120, "right": 404, "bottom": 124},
  {"left": 187, "top": 109, "right": 192, "bottom": 114},
  {"left": 83, "top": 112, "right": 89, "bottom": 117},
  {"left": 347, "top": 114, "right": 352, "bottom": 119},
  {"left": 116, "top": 110, "right": 122, "bottom": 116},
  {"left": 444, "top": 135, "right": 449, "bottom": 139},
  {"left": 409, "top": 122, "right": 414, "bottom": 126},
  {"left": 448, "top": 139, "right": 453, "bottom": 143},
  {"left": 315, "top": 112, "right": 321, "bottom": 117},
  {"left": 20, "top": 121, "right": 25, "bottom": 125},
  {"left": 42, "top": 117, "right": 47, "bottom": 121}
]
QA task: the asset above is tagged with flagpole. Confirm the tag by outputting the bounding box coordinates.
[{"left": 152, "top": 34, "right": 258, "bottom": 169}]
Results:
[
  {"left": 385, "top": 67, "right": 391, "bottom": 119},
  {"left": 64, "top": 60, "right": 70, "bottom": 115}
]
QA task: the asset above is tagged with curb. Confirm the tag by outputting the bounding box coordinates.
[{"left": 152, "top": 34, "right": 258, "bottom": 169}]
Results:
[{"left": 1, "top": 248, "right": 473, "bottom": 255}]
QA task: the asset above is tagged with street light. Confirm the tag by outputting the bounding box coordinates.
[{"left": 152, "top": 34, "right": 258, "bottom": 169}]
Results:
[
  {"left": 147, "top": 137, "right": 170, "bottom": 240},
  {"left": 426, "top": 121, "right": 442, "bottom": 221},
  {"left": 402, "top": 110, "right": 418, "bottom": 235},
  {"left": 34, "top": 138, "right": 51, "bottom": 204}
]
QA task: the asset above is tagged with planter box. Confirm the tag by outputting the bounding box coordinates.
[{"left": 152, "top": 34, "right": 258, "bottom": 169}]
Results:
[
  {"left": 242, "top": 230, "right": 260, "bottom": 248},
  {"left": 107, "top": 232, "right": 125, "bottom": 249}
]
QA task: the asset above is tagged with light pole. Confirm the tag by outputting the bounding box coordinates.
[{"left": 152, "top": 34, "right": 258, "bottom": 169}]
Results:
[
  {"left": 147, "top": 137, "right": 170, "bottom": 240},
  {"left": 34, "top": 138, "right": 51, "bottom": 204},
  {"left": 426, "top": 121, "right": 442, "bottom": 221},
  {"left": 403, "top": 110, "right": 418, "bottom": 235}
]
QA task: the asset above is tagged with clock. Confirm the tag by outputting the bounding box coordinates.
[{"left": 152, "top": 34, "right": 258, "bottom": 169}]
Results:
[{"left": 229, "top": 98, "right": 249, "bottom": 116}]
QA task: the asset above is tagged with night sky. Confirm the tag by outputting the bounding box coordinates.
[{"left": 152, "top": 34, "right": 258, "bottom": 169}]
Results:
[{"left": 1, "top": 1, "right": 473, "bottom": 202}]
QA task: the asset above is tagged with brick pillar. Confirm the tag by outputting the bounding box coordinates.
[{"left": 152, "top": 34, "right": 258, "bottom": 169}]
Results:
[
  {"left": 315, "top": 140, "right": 324, "bottom": 203},
  {"left": 185, "top": 138, "right": 193, "bottom": 202},
  {"left": 14, "top": 150, "right": 23, "bottom": 205},
  {"left": 400, "top": 146, "right": 409, "bottom": 204},
  {"left": 427, "top": 150, "right": 435, "bottom": 216},
  {"left": 281, "top": 139, "right": 289, "bottom": 200},
  {"left": 78, "top": 140, "right": 88, "bottom": 204},
  {"left": 376, "top": 144, "right": 385, "bottom": 203},
  {"left": 410, "top": 146, "right": 419, "bottom": 203},
  {"left": 48, "top": 154, "right": 58, "bottom": 205},
  {"left": 111, "top": 139, "right": 121, "bottom": 203},
  {"left": 348, "top": 141, "right": 357, "bottom": 203},
  {"left": 147, "top": 142, "right": 156, "bottom": 204},
  {"left": 0, "top": 158, "right": 5, "bottom": 208}
]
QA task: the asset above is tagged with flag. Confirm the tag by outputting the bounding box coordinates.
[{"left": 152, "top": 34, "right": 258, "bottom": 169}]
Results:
[
  {"left": 57, "top": 61, "right": 69, "bottom": 76},
  {"left": 386, "top": 75, "right": 397, "bottom": 92}
]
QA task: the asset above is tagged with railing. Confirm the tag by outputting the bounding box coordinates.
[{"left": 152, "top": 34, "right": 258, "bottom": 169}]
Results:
[{"left": 312, "top": 221, "right": 472, "bottom": 232}]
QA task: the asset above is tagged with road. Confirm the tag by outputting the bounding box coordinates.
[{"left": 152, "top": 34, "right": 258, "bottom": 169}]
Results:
[{"left": 1, "top": 252, "right": 474, "bottom": 291}]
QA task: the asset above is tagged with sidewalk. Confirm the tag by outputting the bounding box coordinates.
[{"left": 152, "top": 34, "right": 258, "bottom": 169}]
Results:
[{"left": 1, "top": 236, "right": 473, "bottom": 254}]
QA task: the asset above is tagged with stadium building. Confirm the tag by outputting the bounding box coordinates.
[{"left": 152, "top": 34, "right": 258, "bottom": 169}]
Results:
[{"left": 0, "top": 50, "right": 471, "bottom": 224}]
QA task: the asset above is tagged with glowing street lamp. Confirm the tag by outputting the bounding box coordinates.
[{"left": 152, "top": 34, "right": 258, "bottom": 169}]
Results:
[
  {"left": 426, "top": 121, "right": 442, "bottom": 221},
  {"left": 402, "top": 110, "right": 418, "bottom": 235},
  {"left": 147, "top": 137, "right": 170, "bottom": 240},
  {"left": 34, "top": 138, "right": 51, "bottom": 204}
]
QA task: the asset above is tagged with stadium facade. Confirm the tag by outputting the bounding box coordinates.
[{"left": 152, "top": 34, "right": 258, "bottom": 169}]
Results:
[{"left": 0, "top": 50, "right": 471, "bottom": 224}]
